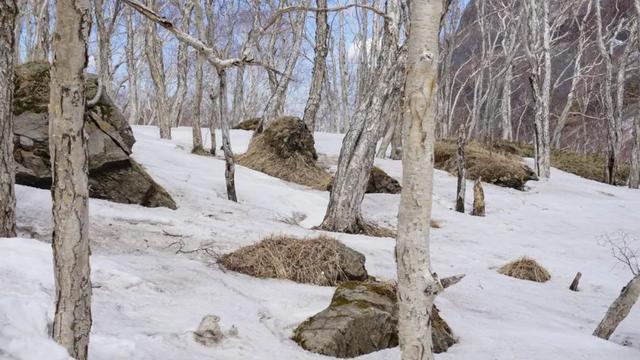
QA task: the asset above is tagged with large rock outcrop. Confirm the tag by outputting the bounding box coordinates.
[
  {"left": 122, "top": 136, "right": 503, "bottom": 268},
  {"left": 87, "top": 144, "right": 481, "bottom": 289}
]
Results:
[
  {"left": 13, "top": 62, "right": 176, "bottom": 209},
  {"left": 293, "top": 281, "right": 457, "bottom": 358}
]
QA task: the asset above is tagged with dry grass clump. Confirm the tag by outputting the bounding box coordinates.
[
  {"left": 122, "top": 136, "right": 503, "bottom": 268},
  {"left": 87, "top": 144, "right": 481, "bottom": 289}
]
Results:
[
  {"left": 550, "top": 149, "right": 629, "bottom": 185},
  {"left": 233, "top": 117, "right": 261, "bottom": 131},
  {"left": 434, "top": 141, "right": 537, "bottom": 190},
  {"left": 237, "top": 117, "right": 333, "bottom": 190},
  {"left": 493, "top": 141, "right": 631, "bottom": 185},
  {"left": 498, "top": 257, "right": 551, "bottom": 283},
  {"left": 219, "top": 234, "right": 368, "bottom": 286}
]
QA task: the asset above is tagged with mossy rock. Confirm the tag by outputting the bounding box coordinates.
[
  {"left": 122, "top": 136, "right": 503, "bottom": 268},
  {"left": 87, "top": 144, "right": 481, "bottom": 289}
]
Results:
[
  {"left": 12, "top": 62, "right": 176, "bottom": 209},
  {"left": 293, "top": 281, "right": 457, "bottom": 358},
  {"left": 366, "top": 166, "right": 402, "bottom": 194}
]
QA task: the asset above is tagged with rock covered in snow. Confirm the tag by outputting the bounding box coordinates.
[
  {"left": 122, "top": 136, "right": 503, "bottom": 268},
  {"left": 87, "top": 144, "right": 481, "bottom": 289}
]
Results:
[
  {"left": 193, "top": 315, "right": 224, "bottom": 346},
  {"left": 293, "top": 281, "right": 457, "bottom": 358},
  {"left": 12, "top": 62, "right": 176, "bottom": 209},
  {"left": 193, "top": 315, "right": 238, "bottom": 347}
]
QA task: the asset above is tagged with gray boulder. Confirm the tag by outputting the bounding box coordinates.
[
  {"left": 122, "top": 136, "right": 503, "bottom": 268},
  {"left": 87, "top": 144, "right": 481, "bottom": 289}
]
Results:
[
  {"left": 13, "top": 62, "right": 176, "bottom": 209},
  {"left": 293, "top": 281, "right": 456, "bottom": 358}
]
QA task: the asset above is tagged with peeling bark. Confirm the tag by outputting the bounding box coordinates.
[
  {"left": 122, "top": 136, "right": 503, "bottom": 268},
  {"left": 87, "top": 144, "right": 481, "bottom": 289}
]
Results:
[
  {"left": 0, "top": 0, "right": 17, "bottom": 237},
  {"left": 395, "top": 1, "right": 443, "bottom": 359},
  {"left": 49, "top": 0, "right": 93, "bottom": 358},
  {"left": 302, "top": 0, "right": 329, "bottom": 131},
  {"left": 319, "top": 0, "right": 404, "bottom": 233}
]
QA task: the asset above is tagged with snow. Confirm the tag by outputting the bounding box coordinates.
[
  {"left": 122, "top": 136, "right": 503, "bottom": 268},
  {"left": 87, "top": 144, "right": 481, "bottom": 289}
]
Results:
[{"left": 1, "top": 125, "right": 639, "bottom": 360}]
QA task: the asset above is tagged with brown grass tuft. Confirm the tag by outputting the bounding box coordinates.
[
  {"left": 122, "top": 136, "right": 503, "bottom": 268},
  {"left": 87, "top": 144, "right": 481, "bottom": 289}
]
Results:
[
  {"left": 219, "top": 234, "right": 368, "bottom": 286},
  {"left": 435, "top": 141, "right": 537, "bottom": 190},
  {"left": 233, "top": 117, "right": 261, "bottom": 131},
  {"left": 498, "top": 257, "right": 551, "bottom": 283},
  {"left": 237, "top": 117, "right": 333, "bottom": 190}
]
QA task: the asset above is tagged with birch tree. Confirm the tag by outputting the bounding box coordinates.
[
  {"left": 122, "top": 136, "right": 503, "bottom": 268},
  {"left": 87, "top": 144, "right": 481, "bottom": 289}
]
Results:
[
  {"left": 631, "top": 0, "right": 640, "bottom": 188},
  {"left": 125, "top": 8, "right": 140, "bottom": 124},
  {"left": 31, "top": 0, "right": 50, "bottom": 61},
  {"left": 302, "top": 0, "right": 329, "bottom": 131},
  {"left": 396, "top": 1, "right": 444, "bottom": 359},
  {"left": 594, "top": 0, "right": 636, "bottom": 184},
  {"left": 144, "top": 0, "right": 172, "bottom": 139},
  {"left": 0, "top": 0, "right": 18, "bottom": 238},
  {"left": 319, "top": 0, "right": 403, "bottom": 234},
  {"left": 169, "top": 0, "right": 193, "bottom": 128},
  {"left": 49, "top": 0, "right": 93, "bottom": 358},
  {"left": 524, "top": 0, "right": 552, "bottom": 179}
]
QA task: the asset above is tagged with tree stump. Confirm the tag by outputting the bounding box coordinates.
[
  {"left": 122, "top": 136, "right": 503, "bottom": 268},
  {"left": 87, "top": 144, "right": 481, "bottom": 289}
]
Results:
[
  {"left": 569, "top": 272, "right": 582, "bottom": 291},
  {"left": 472, "top": 177, "right": 485, "bottom": 217}
]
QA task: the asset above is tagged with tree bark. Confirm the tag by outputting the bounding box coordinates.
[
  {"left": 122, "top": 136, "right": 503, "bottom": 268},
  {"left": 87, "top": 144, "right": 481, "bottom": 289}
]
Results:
[
  {"left": 396, "top": 1, "right": 443, "bottom": 359},
  {"left": 0, "top": 0, "right": 17, "bottom": 238},
  {"left": 217, "top": 69, "right": 237, "bottom": 202},
  {"left": 302, "top": 0, "right": 329, "bottom": 131},
  {"left": 31, "top": 0, "right": 49, "bottom": 61},
  {"left": 319, "top": 0, "right": 403, "bottom": 234},
  {"left": 125, "top": 8, "right": 140, "bottom": 124},
  {"left": 191, "top": 0, "right": 206, "bottom": 153},
  {"left": 144, "top": 0, "right": 171, "bottom": 139},
  {"left": 570, "top": 272, "right": 582, "bottom": 292},
  {"left": 593, "top": 276, "right": 640, "bottom": 340},
  {"left": 170, "top": 1, "right": 193, "bottom": 128},
  {"left": 49, "top": 0, "right": 92, "bottom": 358},
  {"left": 455, "top": 125, "right": 466, "bottom": 213},
  {"left": 94, "top": 0, "right": 114, "bottom": 97},
  {"left": 472, "top": 178, "right": 485, "bottom": 217},
  {"left": 338, "top": 9, "right": 350, "bottom": 132}
]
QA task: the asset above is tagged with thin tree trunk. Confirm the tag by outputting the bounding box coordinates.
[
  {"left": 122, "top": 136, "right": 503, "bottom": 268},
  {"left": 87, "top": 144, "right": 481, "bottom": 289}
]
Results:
[
  {"left": 49, "top": 0, "right": 92, "bottom": 358},
  {"left": 191, "top": 0, "right": 206, "bottom": 153},
  {"left": 218, "top": 69, "right": 236, "bottom": 202},
  {"left": 144, "top": 0, "right": 171, "bottom": 139},
  {"left": 302, "top": 0, "right": 329, "bottom": 131},
  {"left": 319, "top": 0, "right": 403, "bottom": 234},
  {"left": 231, "top": 66, "right": 245, "bottom": 126},
  {"left": 338, "top": 9, "right": 350, "bottom": 132},
  {"left": 593, "top": 276, "right": 640, "bottom": 340},
  {"left": 170, "top": 1, "right": 192, "bottom": 128},
  {"left": 455, "top": 125, "right": 466, "bottom": 213},
  {"left": 257, "top": 5, "right": 308, "bottom": 133},
  {"left": 125, "top": 8, "right": 139, "bottom": 125},
  {"left": 95, "top": 0, "right": 114, "bottom": 97},
  {"left": 500, "top": 64, "right": 513, "bottom": 141},
  {"left": 31, "top": 0, "right": 49, "bottom": 61},
  {"left": 396, "top": 1, "right": 443, "bottom": 359},
  {"left": 0, "top": 0, "right": 18, "bottom": 238},
  {"left": 631, "top": 114, "right": 640, "bottom": 189},
  {"left": 209, "top": 91, "right": 218, "bottom": 155}
]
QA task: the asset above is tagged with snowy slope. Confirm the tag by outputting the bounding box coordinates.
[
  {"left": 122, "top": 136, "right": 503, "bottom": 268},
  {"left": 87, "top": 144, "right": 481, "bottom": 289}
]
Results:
[{"left": 1, "top": 126, "right": 639, "bottom": 360}]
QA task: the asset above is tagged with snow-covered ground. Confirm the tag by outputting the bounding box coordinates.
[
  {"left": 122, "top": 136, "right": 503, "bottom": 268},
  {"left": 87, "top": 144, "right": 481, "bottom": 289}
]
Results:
[{"left": 2, "top": 126, "right": 639, "bottom": 360}]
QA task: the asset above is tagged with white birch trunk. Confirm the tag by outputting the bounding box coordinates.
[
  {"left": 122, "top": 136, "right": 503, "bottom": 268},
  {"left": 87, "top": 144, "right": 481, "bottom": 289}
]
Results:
[
  {"left": 31, "top": 0, "right": 49, "bottom": 61},
  {"left": 49, "top": 0, "right": 92, "bottom": 358},
  {"left": 319, "top": 1, "right": 402, "bottom": 233},
  {"left": 301, "top": 0, "right": 329, "bottom": 131},
  {"left": 217, "top": 69, "right": 237, "bottom": 202},
  {"left": 144, "top": 0, "right": 171, "bottom": 139},
  {"left": 125, "top": 8, "right": 139, "bottom": 124},
  {"left": 396, "top": 1, "right": 443, "bottom": 359},
  {"left": 0, "top": 0, "right": 17, "bottom": 237},
  {"left": 593, "top": 276, "right": 640, "bottom": 340}
]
